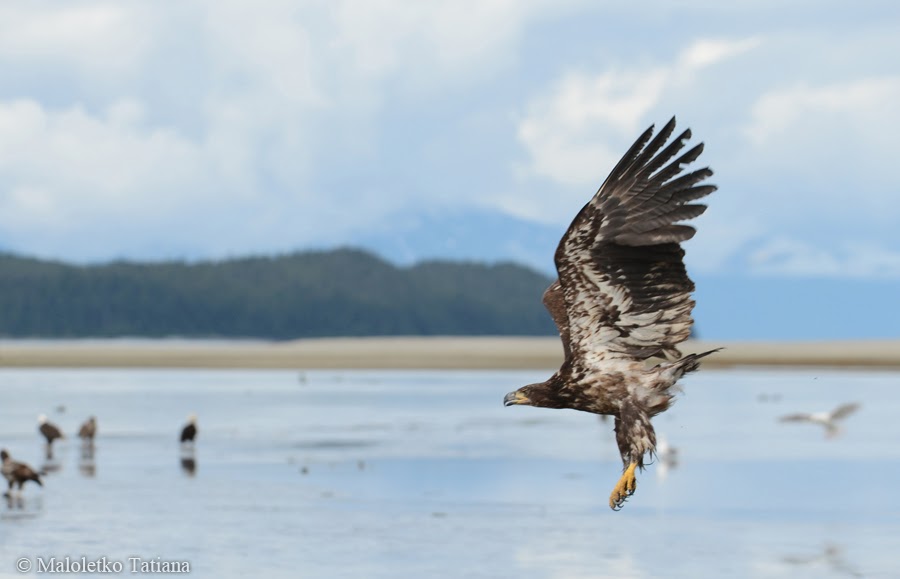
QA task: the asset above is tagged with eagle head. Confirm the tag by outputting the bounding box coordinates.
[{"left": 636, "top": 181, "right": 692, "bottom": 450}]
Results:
[{"left": 504, "top": 376, "right": 565, "bottom": 408}]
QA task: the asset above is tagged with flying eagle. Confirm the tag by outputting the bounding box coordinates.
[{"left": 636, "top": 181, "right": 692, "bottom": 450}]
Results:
[
  {"left": 779, "top": 402, "right": 860, "bottom": 438},
  {"left": 1, "top": 449, "right": 43, "bottom": 497},
  {"left": 503, "top": 118, "right": 720, "bottom": 510}
]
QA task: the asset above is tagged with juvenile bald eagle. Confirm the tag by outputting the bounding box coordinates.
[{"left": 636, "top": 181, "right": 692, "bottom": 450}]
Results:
[
  {"left": 79, "top": 416, "right": 97, "bottom": 441},
  {"left": 503, "top": 118, "right": 720, "bottom": 510},
  {"left": 1, "top": 449, "right": 43, "bottom": 497}
]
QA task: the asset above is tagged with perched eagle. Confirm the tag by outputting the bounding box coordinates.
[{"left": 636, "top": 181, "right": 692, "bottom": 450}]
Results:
[
  {"left": 1, "top": 449, "right": 43, "bottom": 497},
  {"left": 503, "top": 118, "right": 720, "bottom": 510},
  {"left": 78, "top": 416, "right": 97, "bottom": 441},
  {"left": 779, "top": 402, "right": 860, "bottom": 439},
  {"left": 180, "top": 414, "right": 198, "bottom": 444},
  {"left": 38, "top": 414, "right": 64, "bottom": 458}
]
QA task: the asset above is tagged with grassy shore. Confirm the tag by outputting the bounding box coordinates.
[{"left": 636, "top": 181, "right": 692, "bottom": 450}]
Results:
[{"left": 0, "top": 337, "right": 898, "bottom": 369}]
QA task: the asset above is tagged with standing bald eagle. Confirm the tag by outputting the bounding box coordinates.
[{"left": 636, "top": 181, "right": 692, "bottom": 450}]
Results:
[
  {"left": 503, "top": 118, "right": 720, "bottom": 510},
  {"left": 180, "top": 414, "right": 198, "bottom": 444},
  {"left": 38, "top": 414, "right": 64, "bottom": 458}
]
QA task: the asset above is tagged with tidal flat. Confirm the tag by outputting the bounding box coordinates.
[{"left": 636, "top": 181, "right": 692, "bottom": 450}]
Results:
[{"left": 1, "top": 367, "right": 899, "bottom": 578}]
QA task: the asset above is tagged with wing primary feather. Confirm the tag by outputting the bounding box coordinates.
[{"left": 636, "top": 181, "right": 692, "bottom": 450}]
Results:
[
  {"left": 672, "top": 184, "right": 717, "bottom": 204},
  {"left": 616, "top": 224, "right": 696, "bottom": 246},
  {"left": 634, "top": 128, "right": 691, "bottom": 185},
  {"left": 627, "top": 117, "right": 679, "bottom": 179},
  {"left": 551, "top": 117, "right": 714, "bottom": 363},
  {"left": 602, "top": 124, "right": 658, "bottom": 191}
]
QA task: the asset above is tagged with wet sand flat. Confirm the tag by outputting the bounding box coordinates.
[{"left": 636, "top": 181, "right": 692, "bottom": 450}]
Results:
[
  {"left": 2, "top": 367, "right": 899, "bottom": 578},
  {"left": 0, "top": 337, "right": 899, "bottom": 369}
]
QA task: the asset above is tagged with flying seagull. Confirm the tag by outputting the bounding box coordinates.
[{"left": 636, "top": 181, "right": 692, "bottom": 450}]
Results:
[
  {"left": 503, "top": 117, "right": 719, "bottom": 510},
  {"left": 779, "top": 402, "right": 860, "bottom": 438},
  {"left": 1, "top": 449, "right": 43, "bottom": 497},
  {"left": 180, "top": 414, "right": 198, "bottom": 445}
]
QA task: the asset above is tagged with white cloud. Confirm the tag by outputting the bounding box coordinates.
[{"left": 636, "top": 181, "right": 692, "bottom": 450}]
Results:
[
  {"left": 0, "top": 99, "right": 210, "bottom": 249},
  {"left": 748, "top": 238, "right": 900, "bottom": 279},
  {"left": 0, "top": 2, "right": 152, "bottom": 74},
  {"left": 677, "top": 37, "right": 761, "bottom": 71},
  {"left": 516, "top": 68, "right": 669, "bottom": 187},
  {"left": 328, "top": 0, "right": 580, "bottom": 87},
  {"left": 744, "top": 76, "right": 900, "bottom": 147},
  {"left": 515, "top": 37, "right": 759, "bottom": 190},
  {"left": 0, "top": 0, "right": 897, "bottom": 285},
  {"left": 0, "top": 0, "right": 596, "bottom": 261}
]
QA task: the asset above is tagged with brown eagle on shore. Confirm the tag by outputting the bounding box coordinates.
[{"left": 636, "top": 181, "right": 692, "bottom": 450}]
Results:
[
  {"left": 1, "top": 449, "right": 43, "bottom": 497},
  {"left": 503, "top": 117, "right": 720, "bottom": 510}
]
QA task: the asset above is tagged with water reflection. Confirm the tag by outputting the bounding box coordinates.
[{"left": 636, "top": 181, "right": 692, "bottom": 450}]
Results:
[
  {"left": 2, "top": 493, "right": 43, "bottom": 519},
  {"left": 180, "top": 447, "right": 197, "bottom": 477},
  {"left": 40, "top": 458, "right": 62, "bottom": 475},
  {"left": 79, "top": 442, "right": 96, "bottom": 478},
  {"left": 782, "top": 543, "right": 863, "bottom": 577},
  {"left": 4, "top": 494, "right": 24, "bottom": 510}
]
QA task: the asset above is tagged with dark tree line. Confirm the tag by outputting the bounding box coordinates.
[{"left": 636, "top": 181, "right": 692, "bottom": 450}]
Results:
[{"left": 0, "top": 249, "right": 557, "bottom": 338}]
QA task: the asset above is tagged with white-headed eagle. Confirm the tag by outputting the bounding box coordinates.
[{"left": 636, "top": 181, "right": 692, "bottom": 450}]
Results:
[{"left": 504, "top": 118, "right": 720, "bottom": 510}]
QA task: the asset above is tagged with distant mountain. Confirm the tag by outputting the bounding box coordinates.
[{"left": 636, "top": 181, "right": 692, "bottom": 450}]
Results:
[
  {"left": 0, "top": 249, "right": 557, "bottom": 339},
  {"left": 352, "top": 208, "right": 561, "bottom": 274}
]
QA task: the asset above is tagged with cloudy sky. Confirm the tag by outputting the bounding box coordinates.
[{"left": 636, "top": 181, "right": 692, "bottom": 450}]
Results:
[{"left": 0, "top": 1, "right": 898, "bottom": 332}]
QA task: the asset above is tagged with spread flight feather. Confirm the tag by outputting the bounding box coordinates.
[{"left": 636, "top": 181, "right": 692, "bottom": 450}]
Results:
[{"left": 505, "top": 117, "right": 720, "bottom": 510}]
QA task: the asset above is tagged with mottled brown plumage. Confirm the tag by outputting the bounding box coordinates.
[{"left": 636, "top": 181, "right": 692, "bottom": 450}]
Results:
[
  {"left": 38, "top": 415, "right": 63, "bottom": 443},
  {"left": 504, "top": 118, "right": 720, "bottom": 510},
  {"left": 79, "top": 416, "right": 97, "bottom": 441},
  {"left": 1, "top": 449, "right": 43, "bottom": 496}
]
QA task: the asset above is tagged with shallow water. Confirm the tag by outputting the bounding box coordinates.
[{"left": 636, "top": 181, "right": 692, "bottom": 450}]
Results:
[{"left": 1, "top": 367, "right": 899, "bottom": 578}]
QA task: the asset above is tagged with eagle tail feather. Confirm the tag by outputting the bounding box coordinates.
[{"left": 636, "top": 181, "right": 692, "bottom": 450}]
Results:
[{"left": 672, "top": 348, "right": 722, "bottom": 378}]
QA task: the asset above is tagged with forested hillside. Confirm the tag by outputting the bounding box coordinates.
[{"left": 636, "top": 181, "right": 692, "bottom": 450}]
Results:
[{"left": 0, "top": 249, "right": 557, "bottom": 338}]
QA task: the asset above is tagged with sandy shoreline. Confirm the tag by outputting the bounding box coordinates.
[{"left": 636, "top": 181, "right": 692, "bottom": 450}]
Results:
[{"left": 0, "top": 337, "right": 898, "bottom": 369}]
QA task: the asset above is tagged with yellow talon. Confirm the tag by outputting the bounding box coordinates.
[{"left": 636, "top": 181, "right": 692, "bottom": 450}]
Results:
[{"left": 609, "top": 462, "right": 638, "bottom": 511}]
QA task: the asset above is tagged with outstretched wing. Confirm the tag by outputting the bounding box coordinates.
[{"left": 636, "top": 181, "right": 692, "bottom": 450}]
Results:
[
  {"left": 554, "top": 117, "right": 716, "bottom": 364},
  {"left": 779, "top": 413, "right": 814, "bottom": 423},
  {"left": 830, "top": 403, "right": 860, "bottom": 421},
  {"left": 542, "top": 280, "right": 571, "bottom": 361}
]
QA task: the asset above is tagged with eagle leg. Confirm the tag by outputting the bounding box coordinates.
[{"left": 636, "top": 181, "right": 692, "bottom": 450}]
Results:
[
  {"left": 610, "top": 402, "right": 656, "bottom": 510},
  {"left": 609, "top": 462, "right": 638, "bottom": 510}
]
